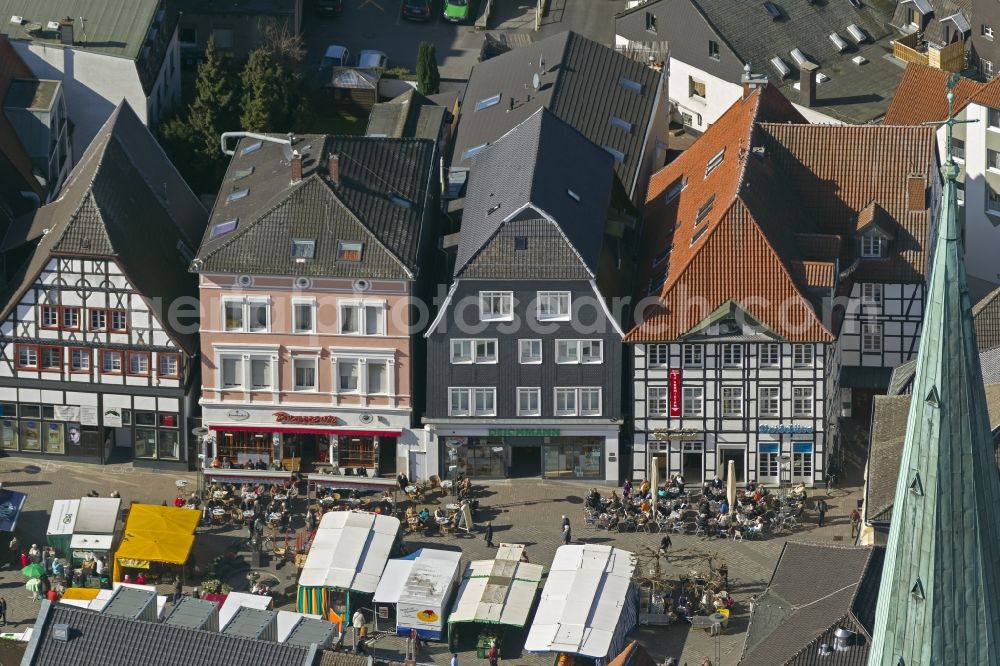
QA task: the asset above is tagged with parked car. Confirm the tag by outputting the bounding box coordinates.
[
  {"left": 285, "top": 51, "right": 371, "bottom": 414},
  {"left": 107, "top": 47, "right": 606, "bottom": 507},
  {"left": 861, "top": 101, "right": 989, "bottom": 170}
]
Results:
[
  {"left": 314, "top": 0, "right": 344, "bottom": 16},
  {"left": 442, "top": 0, "right": 470, "bottom": 23},
  {"left": 320, "top": 45, "right": 351, "bottom": 69},
  {"left": 401, "top": 0, "right": 432, "bottom": 21},
  {"left": 357, "top": 50, "right": 389, "bottom": 69}
]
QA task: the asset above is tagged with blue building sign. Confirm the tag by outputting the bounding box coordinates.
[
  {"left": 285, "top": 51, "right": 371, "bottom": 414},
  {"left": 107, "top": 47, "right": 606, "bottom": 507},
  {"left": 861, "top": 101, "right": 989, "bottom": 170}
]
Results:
[{"left": 757, "top": 424, "right": 814, "bottom": 435}]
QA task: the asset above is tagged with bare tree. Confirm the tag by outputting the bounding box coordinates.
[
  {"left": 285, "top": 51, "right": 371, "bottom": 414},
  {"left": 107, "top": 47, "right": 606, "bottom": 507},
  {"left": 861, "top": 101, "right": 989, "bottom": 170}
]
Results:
[{"left": 258, "top": 17, "right": 305, "bottom": 70}]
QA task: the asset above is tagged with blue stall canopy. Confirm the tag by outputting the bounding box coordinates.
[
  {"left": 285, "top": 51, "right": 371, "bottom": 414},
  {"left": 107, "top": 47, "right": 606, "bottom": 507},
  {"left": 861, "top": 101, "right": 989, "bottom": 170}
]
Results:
[{"left": 0, "top": 487, "right": 27, "bottom": 533}]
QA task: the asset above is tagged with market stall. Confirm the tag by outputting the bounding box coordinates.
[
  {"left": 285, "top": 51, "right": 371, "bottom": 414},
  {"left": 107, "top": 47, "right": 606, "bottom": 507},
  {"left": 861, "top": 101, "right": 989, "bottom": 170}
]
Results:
[
  {"left": 0, "top": 487, "right": 27, "bottom": 564},
  {"left": 524, "top": 545, "right": 638, "bottom": 666},
  {"left": 46, "top": 499, "right": 79, "bottom": 558},
  {"left": 296, "top": 511, "right": 400, "bottom": 628},
  {"left": 447, "top": 543, "right": 544, "bottom": 653},
  {"left": 373, "top": 548, "right": 462, "bottom": 639},
  {"left": 47, "top": 497, "right": 121, "bottom": 562},
  {"left": 112, "top": 504, "right": 199, "bottom": 582}
]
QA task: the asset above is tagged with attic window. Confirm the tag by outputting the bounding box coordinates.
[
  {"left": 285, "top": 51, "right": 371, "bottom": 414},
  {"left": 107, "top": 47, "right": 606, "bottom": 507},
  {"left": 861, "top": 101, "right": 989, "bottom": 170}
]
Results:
[
  {"left": 475, "top": 94, "right": 501, "bottom": 111},
  {"left": 515, "top": 236, "right": 528, "bottom": 251},
  {"left": 232, "top": 167, "right": 254, "bottom": 181},
  {"left": 211, "top": 218, "right": 239, "bottom": 238},
  {"left": 602, "top": 145, "right": 626, "bottom": 163},
  {"left": 648, "top": 267, "right": 668, "bottom": 294},
  {"left": 664, "top": 177, "right": 688, "bottom": 204},
  {"left": 861, "top": 234, "right": 884, "bottom": 258},
  {"left": 462, "top": 144, "right": 488, "bottom": 161},
  {"left": 610, "top": 115, "right": 633, "bottom": 133},
  {"left": 336, "top": 240, "right": 363, "bottom": 262},
  {"left": 227, "top": 188, "right": 249, "bottom": 203},
  {"left": 705, "top": 148, "right": 725, "bottom": 176},
  {"left": 691, "top": 225, "right": 708, "bottom": 245},
  {"left": 291, "top": 239, "right": 316, "bottom": 261},
  {"left": 651, "top": 248, "right": 669, "bottom": 267},
  {"left": 567, "top": 189, "right": 581, "bottom": 202},
  {"left": 695, "top": 194, "right": 716, "bottom": 225},
  {"left": 241, "top": 141, "right": 263, "bottom": 156},
  {"left": 389, "top": 193, "right": 414, "bottom": 209},
  {"left": 618, "top": 77, "right": 644, "bottom": 95},
  {"left": 763, "top": 1, "right": 782, "bottom": 19}
]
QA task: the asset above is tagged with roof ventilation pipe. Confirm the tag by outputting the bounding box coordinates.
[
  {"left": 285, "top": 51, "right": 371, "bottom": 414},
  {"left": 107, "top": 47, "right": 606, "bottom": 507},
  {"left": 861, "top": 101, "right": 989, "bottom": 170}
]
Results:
[{"left": 219, "top": 132, "right": 291, "bottom": 156}]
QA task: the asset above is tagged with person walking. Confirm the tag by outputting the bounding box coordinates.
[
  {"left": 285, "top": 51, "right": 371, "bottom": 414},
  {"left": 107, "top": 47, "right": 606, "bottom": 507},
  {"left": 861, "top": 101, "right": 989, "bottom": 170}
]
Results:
[
  {"left": 850, "top": 509, "right": 862, "bottom": 538},
  {"left": 816, "top": 498, "right": 828, "bottom": 528},
  {"left": 659, "top": 535, "right": 672, "bottom": 558},
  {"left": 0, "top": 596, "right": 7, "bottom": 626},
  {"left": 561, "top": 521, "right": 571, "bottom": 545},
  {"left": 8, "top": 535, "right": 18, "bottom": 568},
  {"left": 172, "top": 578, "right": 183, "bottom": 605},
  {"left": 451, "top": 653, "right": 459, "bottom": 666},
  {"left": 352, "top": 609, "right": 366, "bottom": 653},
  {"left": 487, "top": 643, "right": 499, "bottom": 666},
  {"left": 484, "top": 521, "right": 495, "bottom": 548}
]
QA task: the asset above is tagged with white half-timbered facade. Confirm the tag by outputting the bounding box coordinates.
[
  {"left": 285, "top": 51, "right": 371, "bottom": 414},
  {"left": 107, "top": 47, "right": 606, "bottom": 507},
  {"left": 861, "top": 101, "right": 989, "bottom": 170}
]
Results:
[
  {"left": 627, "top": 85, "right": 938, "bottom": 487},
  {"left": 0, "top": 101, "right": 205, "bottom": 467}
]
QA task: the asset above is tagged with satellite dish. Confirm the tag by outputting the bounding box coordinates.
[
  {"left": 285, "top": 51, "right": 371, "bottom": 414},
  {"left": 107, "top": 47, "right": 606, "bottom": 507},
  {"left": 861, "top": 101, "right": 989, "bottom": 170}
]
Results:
[{"left": 532, "top": 73, "right": 540, "bottom": 90}]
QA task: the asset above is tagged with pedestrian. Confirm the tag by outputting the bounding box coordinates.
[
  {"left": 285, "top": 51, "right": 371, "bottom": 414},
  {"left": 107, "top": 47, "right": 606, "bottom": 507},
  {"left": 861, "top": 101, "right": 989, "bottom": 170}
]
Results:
[
  {"left": 352, "top": 609, "right": 366, "bottom": 653},
  {"left": 397, "top": 472, "right": 409, "bottom": 491},
  {"left": 173, "top": 577, "right": 183, "bottom": 605},
  {"left": 701, "top": 658, "right": 713, "bottom": 666},
  {"left": 485, "top": 521, "right": 495, "bottom": 547},
  {"left": 0, "top": 595, "right": 7, "bottom": 626},
  {"left": 451, "top": 653, "right": 459, "bottom": 666},
  {"left": 28, "top": 544, "right": 40, "bottom": 563},
  {"left": 561, "top": 515, "right": 570, "bottom": 529},
  {"left": 816, "top": 498, "right": 828, "bottom": 528},
  {"left": 562, "top": 522, "right": 571, "bottom": 545},
  {"left": 850, "top": 508, "right": 862, "bottom": 538},
  {"left": 660, "top": 535, "right": 672, "bottom": 557},
  {"left": 487, "top": 642, "right": 499, "bottom": 666},
  {"left": 8, "top": 535, "right": 18, "bottom": 567},
  {"left": 19, "top": 551, "right": 29, "bottom": 569}
]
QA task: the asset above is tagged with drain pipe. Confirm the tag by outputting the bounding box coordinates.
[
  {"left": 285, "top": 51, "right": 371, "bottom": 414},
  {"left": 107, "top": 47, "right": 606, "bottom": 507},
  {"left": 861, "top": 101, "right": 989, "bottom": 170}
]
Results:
[{"left": 220, "top": 132, "right": 293, "bottom": 156}]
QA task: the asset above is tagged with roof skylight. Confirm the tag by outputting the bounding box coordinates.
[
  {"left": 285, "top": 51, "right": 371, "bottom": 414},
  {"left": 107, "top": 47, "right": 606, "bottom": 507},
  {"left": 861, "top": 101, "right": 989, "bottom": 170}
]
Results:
[
  {"left": 790, "top": 48, "right": 810, "bottom": 67},
  {"left": 232, "top": 167, "right": 255, "bottom": 181},
  {"left": 567, "top": 189, "right": 581, "bottom": 202},
  {"left": 618, "top": 77, "right": 644, "bottom": 94},
  {"left": 610, "top": 116, "right": 634, "bottom": 133},
  {"left": 475, "top": 94, "right": 501, "bottom": 111},
  {"left": 462, "top": 144, "right": 488, "bottom": 161},
  {"left": 829, "top": 32, "right": 848, "bottom": 51},
  {"left": 763, "top": 1, "right": 782, "bottom": 19},
  {"left": 770, "top": 56, "right": 791, "bottom": 78},
  {"left": 602, "top": 145, "right": 626, "bottom": 163},
  {"left": 241, "top": 141, "right": 263, "bottom": 156},
  {"left": 211, "top": 218, "right": 239, "bottom": 238},
  {"left": 389, "top": 193, "right": 414, "bottom": 209},
  {"left": 846, "top": 23, "right": 867, "bottom": 42},
  {"left": 705, "top": 148, "right": 725, "bottom": 176},
  {"left": 664, "top": 177, "right": 688, "bottom": 204},
  {"left": 227, "top": 188, "right": 249, "bottom": 203}
]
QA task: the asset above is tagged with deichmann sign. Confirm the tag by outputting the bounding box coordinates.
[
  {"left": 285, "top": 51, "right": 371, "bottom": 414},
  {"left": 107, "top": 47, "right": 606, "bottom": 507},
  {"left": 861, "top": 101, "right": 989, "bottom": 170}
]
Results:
[
  {"left": 273, "top": 412, "right": 340, "bottom": 425},
  {"left": 758, "top": 424, "right": 814, "bottom": 434},
  {"left": 487, "top": 428, "right": 561, "bottom": 437}
]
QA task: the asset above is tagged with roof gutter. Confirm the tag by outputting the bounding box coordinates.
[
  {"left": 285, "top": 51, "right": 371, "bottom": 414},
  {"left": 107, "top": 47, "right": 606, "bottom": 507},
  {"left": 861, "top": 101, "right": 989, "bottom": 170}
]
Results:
[{"left": 219, "top": 132, "right": 292, "bottom": 156}]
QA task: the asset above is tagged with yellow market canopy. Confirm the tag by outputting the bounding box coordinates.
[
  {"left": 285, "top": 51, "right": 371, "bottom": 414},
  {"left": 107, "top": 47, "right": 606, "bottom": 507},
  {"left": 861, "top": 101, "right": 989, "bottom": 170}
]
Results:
[{"left": 113, "top": 504, "right": 199, "bottom": 581}]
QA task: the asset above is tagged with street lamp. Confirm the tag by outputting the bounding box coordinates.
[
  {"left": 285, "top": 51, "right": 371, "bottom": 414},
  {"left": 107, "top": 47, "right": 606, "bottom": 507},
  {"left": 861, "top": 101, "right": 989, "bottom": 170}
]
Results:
[{"left": 778, "top": 454, "right": 791, "bottom": 497}]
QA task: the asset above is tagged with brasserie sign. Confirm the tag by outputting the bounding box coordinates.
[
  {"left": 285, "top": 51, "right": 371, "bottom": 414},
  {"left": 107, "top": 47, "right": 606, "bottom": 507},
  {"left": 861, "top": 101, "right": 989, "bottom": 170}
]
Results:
[{"left": 273, "top": 412, "right": 340, "bottom": 425}]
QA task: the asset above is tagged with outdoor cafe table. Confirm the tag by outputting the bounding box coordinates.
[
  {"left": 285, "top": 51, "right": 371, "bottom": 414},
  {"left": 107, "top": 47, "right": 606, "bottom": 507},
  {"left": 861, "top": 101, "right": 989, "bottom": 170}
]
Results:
[{"left": 690, "top": 615, "right": 720, "bottom": 630}]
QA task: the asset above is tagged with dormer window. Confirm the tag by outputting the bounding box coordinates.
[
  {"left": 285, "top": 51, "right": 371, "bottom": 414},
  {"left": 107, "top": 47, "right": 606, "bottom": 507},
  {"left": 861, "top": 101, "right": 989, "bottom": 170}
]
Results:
[
  {"left": 291, "top": 239, "right": 316, "bottom": 261},
  {"left": 862, "top": 234, "right": 884, "bottom": 258},
  {"left": 336, "top": 241, "right": 363, "bottom": 262}
]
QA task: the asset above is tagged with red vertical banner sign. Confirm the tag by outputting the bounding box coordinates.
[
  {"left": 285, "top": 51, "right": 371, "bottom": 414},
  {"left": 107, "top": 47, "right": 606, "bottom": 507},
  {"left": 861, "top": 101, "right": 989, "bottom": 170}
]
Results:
[{"left": 668, "top": 368, "right": 682, "bottom": 417}]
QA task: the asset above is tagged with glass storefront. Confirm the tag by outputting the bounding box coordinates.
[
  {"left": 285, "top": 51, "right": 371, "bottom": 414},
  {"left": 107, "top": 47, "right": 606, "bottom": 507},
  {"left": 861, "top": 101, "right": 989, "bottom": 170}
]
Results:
[
  {"left": 213, "top": 430, "right": 277, "bottom": 467},
  {"left": 132, "top": 411, "right": 180, "bottom": 460},
  {"left": 543, "top": 438, "right": 602, "bottom": 479},
  {"left": 442, "top": 434, "right": 605, "bottom": 479}
]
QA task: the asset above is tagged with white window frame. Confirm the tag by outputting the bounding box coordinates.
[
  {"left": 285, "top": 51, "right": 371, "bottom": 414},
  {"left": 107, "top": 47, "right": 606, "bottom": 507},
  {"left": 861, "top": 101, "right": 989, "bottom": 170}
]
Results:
[
  {"left": 248, "top": 354, "right": 274, "bottom": 390},
  {"left": 721, "top": 386, "right": 743, "bottom": 417},
  {"left": 517, "top": 387, "right": 541, "bottom": 416},
  {"left": 473, "top": 388, "right": 496, "bottom": 416},
  {"left": 580, "top": 388, "right": 602, "bottom": 416},
  {"left": 448, "top": 387, "right": 471, "bottom": 416},
  {"left": 479, "top": 291, "right": 513, "bottom": 322},
  {"left": 519, "top": 339, "right": 542, "bottom": 364},
  {"left": 554, "top": 387, "right": 579, "bottom": 416},
  {"left": 451, "top": 339, "right": 473, "bottom": 364},
  {"left": 862, "top": 234, "right": 883, "bottom": 258},
  {"left": 451, "top": 339, "right": 497, "bottom": 364},
  {"left": 683, "top": 386, "right": 704, "bottom": 416},
  {"left": 221, "top": 297, "right": 270, "bottom": 333},
  {"left": 759, "top": 386, "right": 780, "bottom": 417},
  {"left": 648, "top": 344, "right": 668, "bottom": 367},
  {"left": 219, "top": 354, "right": 243, "bottom": 389},
  {"left": 759, "top": 343, "right": 779, "bottom": 368},
  {"left": 792, "top": 386, "right": 814, "bottom": 417},
  {"left": 330, "top": 348, "right": 396, "bottom": 398},
  {"left": 366, "top": 360, "right": 390, "bottom": 395},
  {"left": 721, "top": 344, "right": 742, "bottom": 368},
  {"left": 222, "top": 298, "right": 244, "bottom": 332},
  {"left": 581, "top": 340, "right": 603, "bottom": 364},
  {"left": 338, "top": 300, "right": 386, "bottom": 336},
  {"left": 862, "top": 322, "right": 883, "bottom": 353},
  {"left": 682, "top": 344, "right": 703, "bottom": 368},
  {"left": 337, "top": 359, "right": 361, "bottom": 393},
  {"left": 292, "top": 356, "right": 318, "bottom": 391},
  {"left": 861, "top": 283, "right": 882, "bottom": 307},
  {"left": 647, "top": 386, "right": 669, "bottom": 417},
  {"left": 292, "top": 298, "right": 316, "bottom": 334},
  {"left": 536, "top": 291, "right": 571, "bottom": 321},
  {"left": 792, "top": 344, "right": 813, "bottom": 368},
  {"left": 556, "top": 340, "right": 580, "bottom": 364}
]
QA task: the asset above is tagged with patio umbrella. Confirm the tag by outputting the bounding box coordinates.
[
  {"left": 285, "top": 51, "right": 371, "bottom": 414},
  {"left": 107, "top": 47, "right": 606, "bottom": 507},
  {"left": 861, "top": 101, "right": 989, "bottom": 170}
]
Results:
[
  {"left": 24, "top": 577, "right": 41, "bottom": 593},
  {"left": 650, "top": 455, "right": 660, "bottom": 500},
  {"left": 21, "top": 563, "right": 45, "bottom": 578},
  {"left": 726, "top": 460, "right": 737, "bottom": 509}
]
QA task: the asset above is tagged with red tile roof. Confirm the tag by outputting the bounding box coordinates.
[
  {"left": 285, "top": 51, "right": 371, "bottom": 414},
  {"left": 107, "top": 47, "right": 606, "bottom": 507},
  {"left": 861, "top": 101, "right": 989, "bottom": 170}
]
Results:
[
  {"left": 883, "top": 63, "right": 984, "bottom": 126},
  {"left": 628, "top": 85, "right": 938, "bottom": 344},
  {"left": 968, "top": 76, "right": 1000, "bottom": 111}
]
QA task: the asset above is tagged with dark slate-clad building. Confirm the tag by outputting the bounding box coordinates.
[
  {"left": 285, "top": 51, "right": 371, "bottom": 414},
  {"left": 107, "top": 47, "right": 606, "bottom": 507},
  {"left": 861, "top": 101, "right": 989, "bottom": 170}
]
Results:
[
  {"left": 424, "top": 108, "right": 627, "bottom": 483},
  {"left": 0, "top": 101, "right": 206, "bottom": 468}
]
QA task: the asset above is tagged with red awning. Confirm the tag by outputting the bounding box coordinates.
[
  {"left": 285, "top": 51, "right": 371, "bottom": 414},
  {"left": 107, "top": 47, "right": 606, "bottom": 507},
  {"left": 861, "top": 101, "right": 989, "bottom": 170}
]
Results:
[{"left": 208, "top": 425, "right": 401, "bottom": 437}]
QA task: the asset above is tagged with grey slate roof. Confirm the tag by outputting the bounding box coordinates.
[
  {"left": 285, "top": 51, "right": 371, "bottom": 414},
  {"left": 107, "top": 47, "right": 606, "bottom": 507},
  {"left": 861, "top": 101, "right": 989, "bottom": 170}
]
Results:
[
  {"left": 0, "top": 101, "right": 206, "bottom": 354},
  {"left": 865, "top": 384, "right": 1000, "bottom": 523},
  {"left": 890, "top": 0, "right": 971, "bottom": 48},
  {"left": 285, "top": 618, "right": 338, "bottom": 649},
  {"left": 974, "top": 285, "right": 1000, "bottom": 352},
  {"left": 193, "top": 134, "right": 436, "bottom": 280},
  {"left": 739, "top": 542, "right": 884, "bottom": 666},
  {"left": 455, "top": 108, "right": 615, "bottom": 279},
  {"left": 367, "top": 89, "right": 449, "bottom": 140},
  {"left": 451, "top": 30, "right": 660, "bottom": 199},
  {"left": 868, "top": 157, "right": 1000, "bottom": 663},
  {"left": 21, "top": 602, "right": 317, "bottom": 666},
  {"left": 164, "top": 597, "right": 219, "bottom": 631},
  {"left": 687, "top": 0, "right": 904, "bottom": 123}
]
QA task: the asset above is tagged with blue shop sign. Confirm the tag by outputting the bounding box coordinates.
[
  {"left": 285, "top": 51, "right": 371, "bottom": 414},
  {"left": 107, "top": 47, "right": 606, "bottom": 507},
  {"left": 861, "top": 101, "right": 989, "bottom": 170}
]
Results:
[{"left": 757, "top": 424, "right": 814, "bottom": 434}]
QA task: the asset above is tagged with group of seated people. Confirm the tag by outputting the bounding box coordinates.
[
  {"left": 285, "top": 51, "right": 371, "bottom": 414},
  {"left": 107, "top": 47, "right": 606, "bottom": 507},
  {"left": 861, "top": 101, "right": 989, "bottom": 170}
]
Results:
[
  {"left": 405, "top": 500, "right": 470, "bottom": 533},
  {"left": 209, "top": 456, "right": 279, "bottom": 470}
]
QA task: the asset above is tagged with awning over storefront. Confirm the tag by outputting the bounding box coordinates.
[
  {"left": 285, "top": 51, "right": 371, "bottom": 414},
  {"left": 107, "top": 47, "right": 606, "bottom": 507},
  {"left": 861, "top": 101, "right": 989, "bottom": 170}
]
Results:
[
  {"left": 112, "top": 504, "right": 199, "bottom": 582},
  {"left": 203, "top": 469, "right": 294, "bottom": 484},
  {"left": 209, "top": 425, "right": 402, "bottom": 437},
  {"left": 308, "top": 474, "right": 398, "bottom": 491}
]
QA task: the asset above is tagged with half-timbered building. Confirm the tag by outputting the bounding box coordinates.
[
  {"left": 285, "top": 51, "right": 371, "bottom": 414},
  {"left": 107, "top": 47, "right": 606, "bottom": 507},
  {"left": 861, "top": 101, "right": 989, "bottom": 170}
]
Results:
[
  {"left": 628, "top": 83, "right": 939, "bottom": 487},
  {"left": 0, "top": 101, "right": 206, "bottom": 466}
]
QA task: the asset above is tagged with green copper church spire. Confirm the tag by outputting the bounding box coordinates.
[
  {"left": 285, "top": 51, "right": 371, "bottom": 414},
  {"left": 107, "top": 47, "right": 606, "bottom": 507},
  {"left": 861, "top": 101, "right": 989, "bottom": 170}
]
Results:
[{"left": 868, "top": 76, "right": 1000, "bottom": 665}]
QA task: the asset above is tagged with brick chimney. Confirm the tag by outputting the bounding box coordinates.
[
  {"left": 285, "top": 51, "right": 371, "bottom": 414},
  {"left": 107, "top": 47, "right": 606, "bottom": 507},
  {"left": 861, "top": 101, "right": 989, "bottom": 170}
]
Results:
[
  {"left": 58, "top": 16, "right": 74, "bottom": 46},
  {"left": 799, "top": 63, "right": 818, "bottom": 107},
  {"left": 328, "top": 153, "right": 340, "bottom": 184},
  {"left": 290, "top": 150, "right": 302, "bottom": 182}
]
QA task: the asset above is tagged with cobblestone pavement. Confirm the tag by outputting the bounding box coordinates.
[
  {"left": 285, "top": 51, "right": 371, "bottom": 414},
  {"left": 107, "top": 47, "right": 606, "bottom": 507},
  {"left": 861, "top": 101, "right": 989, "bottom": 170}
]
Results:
[{"left": 0, "top": 456, "right": 863, "bottom": 666}]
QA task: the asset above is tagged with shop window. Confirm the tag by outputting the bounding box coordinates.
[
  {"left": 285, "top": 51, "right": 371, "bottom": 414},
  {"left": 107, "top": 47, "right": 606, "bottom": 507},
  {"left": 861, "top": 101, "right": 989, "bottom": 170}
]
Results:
[
  {"left": 792, "top": 344, "right": 813, "bottom": 367},
  {"left": 135, "top": 427, "right": 157, "bottom": 458},
  {"left": 61, "top": 307, "right": 81, "bottom": 330},
  {"left": 159, "top": 430, "right": 180, "bottom": 460},
  {"left": 792, "top": 386, "right": 814, "bottom": 416},
  {"left": 40, "top": 305, "right": 59, "bottom": 329},
  {"left": 338, "top": 436, "right": 375, "bottom": 468},
  {"left": 758, "top": 443, "right": 779, "bottom": 479},
  {"left": 517, "top": 387, "right": 541, "bottom": 416},
  {"left": 16, "top": 344, "right": 39, "bottom": 369},
  {"left": 536, "top": 291, "right": 571, "bottom": 321},
  {"left": 127, "top": 352, "right": 151, "bottom": 376},
  {"left": 20, "top": 405, "right": 40, "bottom": 418},
  {"left": 293, "top": 357, "right": 317, "bottom": 390},
  {"left": 647, "top": 387, "right": 669, "bottom": 417},
  {"left": 89, "top": 308, "right": 107, "bottom": 331},
  {"left": 70, "top": 348, "right": 91, "bottom": 373},
  {"left": 1, "top": 418, "right": 17, "bottom": 450},
  {"left": 792, "top": 442, "right": 813, "bottom": 478},
  {"left": 20, "top": 420, "right": 41, "bottom": 451},
  {"left": 0, "top": 403, "right": 16, "bottom": 418},
  {"left": 43, "top": 422, "right": 64, "bottom": 454},
  {"left": 159, "top": 413, "right": 178, "bottom": 428},
  {"left": 543, "top": 438, "right": 603, "bottom": 479},
  {"left": 758, "top": 386, "right": 780, "bottom": 417},
  {"left": 519, "top": 339, "right": 542, "bottom": 364},
  {"left": 758, "top": 343, "right": 779, "bottom": 367},
  {"left": 158, "top": 353, "right": 180, "bottom": 378},
  {"left": 110, "top": 310, "right": 128, "bottom": 332}
]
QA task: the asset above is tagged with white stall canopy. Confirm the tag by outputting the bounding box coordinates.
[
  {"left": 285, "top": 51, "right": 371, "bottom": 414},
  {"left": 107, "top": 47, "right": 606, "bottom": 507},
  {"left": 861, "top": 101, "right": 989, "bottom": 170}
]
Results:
[
  {"left": 298, "top": 511, "right": 400, "bottom": 593},
  {"left": 75, "top": 497, "right": 121, "bottom": 534},
  {"left": 47, "top": 499, "right": 80, "bottom": 537},
  {"left": 375, "top": 549, "right": 461, "bottom": 605},
  {"left": 449, "top": 544, "right": 544, "bottom": 629},
  {"left": 70, "top": 534, "right": 114, "bottom": 551},
  {"left": 219, "top": 591, "right": 274, "bottom": 628},
  {"left": 524, "top": 545, "right": 637, "bottom": 660}
]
